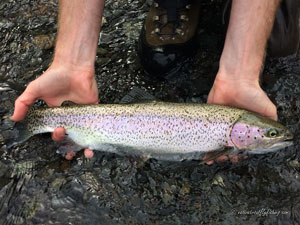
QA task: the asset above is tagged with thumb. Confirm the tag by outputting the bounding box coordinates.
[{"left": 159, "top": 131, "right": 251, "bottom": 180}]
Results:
[
  {"left": 45, "top": 98, "right": 65, "bottom": 107},
  {"left": 12, "top": 87, "right": 37, "bottom": 121},
  {"left": 261, "top": 100, "right": 278, "bottom": 121},
  {"left": 250, "top": 91, "right": 278, "bottom": 121},
  {"left": 207, "top": 87, "right": 216, "bottom": 104}
]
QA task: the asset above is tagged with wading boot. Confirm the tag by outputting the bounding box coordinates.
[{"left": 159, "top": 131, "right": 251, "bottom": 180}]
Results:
[{"left": 138, "top": 0, "right": 201, "bottom": 78}]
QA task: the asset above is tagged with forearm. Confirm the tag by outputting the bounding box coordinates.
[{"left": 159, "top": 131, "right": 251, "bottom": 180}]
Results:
[
  {"left": 53, "top": 0, "right": 105, "bottom": 70},
  {"left": 219, "top": 0, "right": 280, "bottom": 81}
]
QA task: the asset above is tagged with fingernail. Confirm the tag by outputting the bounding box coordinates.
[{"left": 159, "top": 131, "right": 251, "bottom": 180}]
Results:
[{"left": 206, "top": 160, "right": 214, "bottom": 165}]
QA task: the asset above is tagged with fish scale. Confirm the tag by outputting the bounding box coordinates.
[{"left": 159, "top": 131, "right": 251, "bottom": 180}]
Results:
[
  {"left": 26, "top": 103, "right": 245, "bottom": 152},
  {"left": 10, "top": 102, "right": 293, "bottom": 161}
]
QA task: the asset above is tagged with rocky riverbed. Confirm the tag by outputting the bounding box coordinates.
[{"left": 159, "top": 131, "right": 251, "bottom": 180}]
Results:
[{"left": 0, "top": 0, "right": 300, "bottom": 224}]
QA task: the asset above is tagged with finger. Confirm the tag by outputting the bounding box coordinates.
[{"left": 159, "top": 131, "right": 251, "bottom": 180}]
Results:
[
  {"left": 84, "top": 149, "right": 94, "bottom": 158},
  {"left": 228, "top": 154, "right": 240, "bottom": 164},
  {"left": 12, "top": 89, "right": 37, "bottom": 121},
  {"left": 205, "top": 160, "right": 214, "bottom": 165},
  {"left": 52, "top": 127, "right": 66, "bottom": 141},
  {"left": 202, "top": 153, "right": 230, "bottom": 165},
  {"left": 214, "top": 155, "right": 229, "bottom": 163},
  {"left": 262, "top": 102, "right": 278, "bottom": 121},
  {"left": 252, "top": 91, "right": 278, "bottom": 121},
  {"left": 229, "top": 154, "right": 249, "bottom": 164},
  {"left": 65, "top": 152, "right": 76, "bottom": 160},
  {"left": 206, "top": 87, "right": 215, "bottom": 104},
  {"left": 202, "top": 154, "right": 215, "bottom": 165},
  {"left": 267, "top": 112, "right": 278, "bottom": 121}
]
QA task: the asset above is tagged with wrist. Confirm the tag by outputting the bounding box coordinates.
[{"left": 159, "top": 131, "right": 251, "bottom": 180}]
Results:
[
  {"left": 49, "top": 59, "right": 95, "bottom": 78},
  {"left": 214, "top": 68, "right": 260, "bottom": 89},
  {"left": 51, "top": 56, "right": 95, "bottom": 73},
  {"left": 217, "top": 54, "right": 262, "bottom": 84},
  {"left": 53, "top": 44, "right": 97, "bottom": 70}
]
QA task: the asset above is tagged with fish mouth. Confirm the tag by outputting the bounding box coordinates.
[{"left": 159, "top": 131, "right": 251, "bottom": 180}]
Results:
[
  {"left": 264, "top": 136, "right": 293, "bottom": 152},
  {"left": 264, "top": 136, "right": 294, "bottom": 149},
  {"left": 266, "top": 140, "right": 293, "bottom": 149},
  {"left": 250, "top": 137, "right": 294, "bottom": 154}
]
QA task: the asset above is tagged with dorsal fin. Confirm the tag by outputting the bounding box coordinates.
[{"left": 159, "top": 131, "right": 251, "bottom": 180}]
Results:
[{"left": 120, "top": 87, "right": 157, "bottom": 104}]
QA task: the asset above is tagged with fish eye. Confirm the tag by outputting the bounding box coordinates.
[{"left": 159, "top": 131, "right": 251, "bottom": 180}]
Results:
[{"left": 267, "top": 128, "right": 279, "bottom": 138}]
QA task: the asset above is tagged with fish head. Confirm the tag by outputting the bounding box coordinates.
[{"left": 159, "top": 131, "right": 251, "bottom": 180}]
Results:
[{"left": 229, "top": 112, "right": 293, "bottom": 153}]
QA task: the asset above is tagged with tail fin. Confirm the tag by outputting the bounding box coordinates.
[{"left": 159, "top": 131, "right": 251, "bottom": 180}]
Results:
[{"left": 5, "top": 119, "right": 33, "bottom": 149}]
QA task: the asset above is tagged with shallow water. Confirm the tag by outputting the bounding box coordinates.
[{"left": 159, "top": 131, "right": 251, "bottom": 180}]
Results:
[{"left": 0, "top": 0, "right": 300, "bottom": 224}]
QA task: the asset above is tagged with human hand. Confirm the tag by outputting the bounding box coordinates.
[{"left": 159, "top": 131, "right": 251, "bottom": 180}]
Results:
[
  {"left": 207, "top": 75, "right": 277, "bottom": 120},
  {"left": 204, "top": 74, "right": 277, "bottom": 165},
  {"left": 52, "top": 127, "right": 95, "bottom": 160},
  {"left": 12, "top": 62, "right": 99, "bottom": 160}
]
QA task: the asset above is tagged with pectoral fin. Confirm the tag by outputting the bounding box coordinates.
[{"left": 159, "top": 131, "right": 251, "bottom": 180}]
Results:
[{"left": 200, "top": 147, "right": 234, "bottom": 165}]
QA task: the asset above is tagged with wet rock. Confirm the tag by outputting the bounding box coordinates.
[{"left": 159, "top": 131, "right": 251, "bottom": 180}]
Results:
[
  {"left": 212, "top": 174, "right": 225, "bottom": 187},
  {"left": 0, "top": 161, "right": 8, "bottom": 177},
  {"left": 32, "top": 34, "right": 56, "bottom": 50},
  {"left": 162, "top": 192, "right": 173, "bottom": 205},
  {"left": 10, "top": 42, "right": 19, "bottom": 53},
  {"left": 97, "top": 47, "right": 108, "bottom": 55},
  {"left": 96, "top": 57, "right": 110, "bottom": 65},
  {"left": 0, "top": 0, "right": 300, "bottom": 224},
  {"left": 51, "top": 196, "right": 75, "bottom": 209},
  {"left": 180, "top": 183, "right": 190, "bottom": 195},
  {"left": 0, "top": 134, "right": 4, "bottom": 145},
  {"left": 136, "top": 210, "right": 149, "bottom": 224},
  {"left": 12, "top": 160, "right": 36, "bottom": 176},
  {"left": 101, "top": 17, "right": 107, "bottom": 26},
  {"left": 50, "top": 177, "right": 66, "bottom": 192},
  {"left": 235, "top": 181, "right": 245, "bottom": 191},
  {"left": 0, "top": 18, "right": 15, "bottom": 29},
  {"left": 288, "top": 159, "right": 300, "bottom": 168},
  {"left": 6, "top": 214, "right": 24, "bottom": 225}
]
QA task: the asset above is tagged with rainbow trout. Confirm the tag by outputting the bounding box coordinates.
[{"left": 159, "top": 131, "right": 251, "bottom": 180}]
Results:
[{"left": 9, "top": 101, "right": 293, "bottom": 161}]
